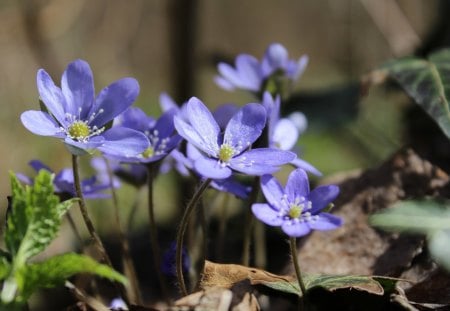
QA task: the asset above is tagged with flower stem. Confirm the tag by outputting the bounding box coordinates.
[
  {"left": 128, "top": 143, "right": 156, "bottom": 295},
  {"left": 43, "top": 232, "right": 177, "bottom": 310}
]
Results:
[
  {"left": 71, "top": 155, "right": 113, "bottom": 267},
  {"left": 176, "top": 178, "right": 211, "bottom": 296},
  {"left": 289, "top": 237, "right": 307, "bottom": 310},
  {"left": 104, "top": 158, "right": 142, "bottom": 305},
  {"left": 146, "top": 164, "right": 171, "bottom": 304},
  {"left": 241, "top": 177, "right": 260, "bottom": 266}
]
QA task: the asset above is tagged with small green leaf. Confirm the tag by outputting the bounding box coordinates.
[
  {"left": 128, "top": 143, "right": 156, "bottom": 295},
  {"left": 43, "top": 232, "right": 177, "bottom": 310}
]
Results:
[
  {"left": 369, "top": 199, "right": 450, "bottom": 233},
  {"left": 382, "top": 48, "right": 450, "bottom": 138},
  {"left": 259, "top": 274, "right": 396, "bottom": 297},
  {"left": 15, "top": 253, "right": 127, "bottom": 302}
]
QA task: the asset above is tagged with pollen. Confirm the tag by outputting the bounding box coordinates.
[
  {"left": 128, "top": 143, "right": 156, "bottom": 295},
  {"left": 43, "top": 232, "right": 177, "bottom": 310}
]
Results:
[
  {"left": 68, "top": 121, "right": 90, "bottom": 140},
  {"left": 142, "top": 146, "right": 155, "bottom": 158},
  {"left": 218, "top": 144, "right": 234, "bottom": 162},
  {"left": 288, "top": 204, "right": 303, "bottom": 219}
]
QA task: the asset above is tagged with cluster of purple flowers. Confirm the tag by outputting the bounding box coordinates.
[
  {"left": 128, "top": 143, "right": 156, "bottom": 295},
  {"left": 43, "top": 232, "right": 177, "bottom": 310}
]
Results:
[{"left": 20, "top": 42, "right": 341, "bottom": 240}]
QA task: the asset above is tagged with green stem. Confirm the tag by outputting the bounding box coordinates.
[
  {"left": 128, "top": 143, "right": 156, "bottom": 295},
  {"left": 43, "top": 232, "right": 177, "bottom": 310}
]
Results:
[
  {"left": 289, "top": 237, "right": 307, "bottom": 310},
  {"left": 71, "top": 155, "right": 113, "bottom": 268},
  {"left": 176, "top": 178, "right": 211, "bottom": 296},
  {"left": 146, "top": 165, "right": 171, "bottom": 304},
  {"left": 104, "top": 158, "right": 142, "bottom": 305},
  {"left": 241, "top": 177, "right": 260, "bottom": 266}
]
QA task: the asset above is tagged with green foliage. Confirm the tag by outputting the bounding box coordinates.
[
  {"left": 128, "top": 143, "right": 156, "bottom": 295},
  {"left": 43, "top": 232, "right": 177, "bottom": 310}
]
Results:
[
  {"left": 370, "top": 199, "right": 450, "bottom": 272},
  {"left": 382, "top": 48, "right": 450, "bottom": 138},
  {"left": 0, "top": 170, "right": 126, "bottom": 306},
  {"left": 259, "top": 274, "right": 396, "bottom": 297}
]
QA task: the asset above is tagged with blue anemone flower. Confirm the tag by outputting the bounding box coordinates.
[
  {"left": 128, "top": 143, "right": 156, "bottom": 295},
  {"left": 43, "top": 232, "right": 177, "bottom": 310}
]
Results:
[
  {"left": 215, "top": 42, "right": 308, "bottom": 93},
  {"left": 113, "top": 107, "right": 182, "bottom": 163},
  {"left": 20, "top": 59, "right": 149, "bottom": 157},
  {"left": 17, "top": 159, "right": 117, "bottom": 199},
  {"left": 174, "top": 97, "right": 296, "bottom": 179},
  {"left": 252, "top": 168, "right": 342, "bottom": 237}
]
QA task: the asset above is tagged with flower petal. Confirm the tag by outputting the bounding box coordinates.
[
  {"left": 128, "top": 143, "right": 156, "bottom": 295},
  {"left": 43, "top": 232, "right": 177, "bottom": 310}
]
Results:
[
  {"left": 273, "top": 119, "right": 298, "bottom": 150},
  {"left": 285, "top": 168, "right": 310, "bottom": 202},
  {"left": 159, "top": 92, "right": 180, "bottom": 113},
  {"left": 37, "top": 69, "right": 67, "bottom": 126},
  {"left": 21, "top": 111, "right": 62, "bottom": 137},
  {"left": 217, "top": 63, "right": 244, "bottom": 89},
  {"left": 260, "top": 174, "right": 284, "bottom": 209},
  {"left": 29, "top": 160, "right": 52, "bottom": 173},
  {"left": 154, "top": 109, "right": 177, "bottom": 140},
  {"left": 252, "top": 203, "right": 283, "bottom": 226},
  {"left": 185, "top": 97, "right": 220, "bottom": 150},
  {"left": 118, "top": 107, "right": 155, "bottom": 133},
  {"left": 235, "top": 54, "right": 262, "bottom": 91},
  {"left": 174, "top": 116, "right": 216, "bottom": 156},
  {"left": 64, "top": 136, "right": 105, "bottom": 155},
  {"left": 97, "top": 126, "right": 149, "bottom": 157},
  {"left": 194, "top": 156, "right": 232, "bottom": 179},
  {"left": 262, "top": 43, "right": 289, "bottom": 77},
  {"left": 90, "top": 78, "right": 140, "bottom": 127},
  {"left": 212, "top": 103, "right": 239, "bottom": 129},
  {"left": 211, "top": 178, "right": 250, "bottom": 199},
  {"left": 61, "top": 59, "right": 95, "bottom": 118},
  {"left": 281, "top": 221, "right": 311, "bottom": 237},
  {"left": 214, "top": 75, "right": 236, "bottom": 91},
  {"left": 308, "top": 185, "right": 340, "bottom": 214},
  {"left": 308, "top": 213, "right": 342, "bottom": 230},
  {"left": 224, "top": 103, "right": 266, "bottom": 149},
  {"left": 230, "top": 149, "right": 296, "bottom": 175}
]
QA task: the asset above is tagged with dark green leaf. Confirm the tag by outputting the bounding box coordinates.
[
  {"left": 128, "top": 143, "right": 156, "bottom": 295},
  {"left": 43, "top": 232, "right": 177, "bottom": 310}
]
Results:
[
  {"left": 15, "top": 253, "right": 127, "bottom": 302},
  {"left": 382, "top": 49, "right": 450, "bottom": 138}
]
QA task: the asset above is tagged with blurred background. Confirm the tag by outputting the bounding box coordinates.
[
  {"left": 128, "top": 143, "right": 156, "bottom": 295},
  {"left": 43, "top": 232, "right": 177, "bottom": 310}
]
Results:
[{"left": 1, "top": 0, "right": 450, "bottom": 308}]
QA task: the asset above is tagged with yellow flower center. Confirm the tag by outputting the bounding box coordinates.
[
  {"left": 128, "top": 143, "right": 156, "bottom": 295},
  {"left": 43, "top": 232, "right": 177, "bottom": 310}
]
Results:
[
  {"left": 68, "top": 121, "right": 90, "bottom": 140},
  {"left": 288, "top": 204, "right": 303, "bottom": 219},
  {"left": 218, "top": 144, "right": 234, "bottom": 162},
  {"left": 142, "top": 147, "right": 155, "bottom": 158}
]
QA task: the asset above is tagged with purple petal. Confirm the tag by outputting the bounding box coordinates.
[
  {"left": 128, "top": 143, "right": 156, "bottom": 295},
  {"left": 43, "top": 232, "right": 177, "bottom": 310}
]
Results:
[
  {"left": 159, "top": 92, "right": 180, "bottom": 113},
  {"left": 230, "top": 149, "right": 296, "bottom": 175},
  {"left": 174, "top": 116, "right": 217, "bottom": 156},
  {"left": 308, "top": 185, "right": 340, "bottom": 214},
  {"left": 281, "top": 221, "right": 311, "bottom": 237},
  {"left": 211, "top": 178, "right": 250, "bottom": 199},
  {"left": 224, "top": 103, "right": 266, "bottom": 149},
  {"left": 29, "top": 160, "right": 52, "bottom": 173},
  {"left": 291, "top": 158, "right": 322, "bottom": 177},
  {"left": 262, "top": 43, "right": 289, "bottom": 77},
  {"left": 61, "top": 59, "right": 95, "bottom": 118},
  {"left": 260, "top": 174, "right": 284, "bottom": 208},
  {"left": 217, "top": 63, "right": 244, "bottom": 89},
  {"left": 285, "top": 168, "right": 310, "bottom": 202},
  {"left": 272, "top": 119, "right": 298, "bottom": 150},
  {"left": 212, "top": 103, "right": 239, "bottom": 129},
  {"left": 21, "top": 111, "right": 62, "bottom": 137},
  {"left": 194, "top": 156, "right": 232, "bottom": 179},
  {"left": 36, "top": 69, "right": 67, "bottom": 126},
  {"left": 97, "top": 126, "right": 149, "bottom": 157},
  {"left": 235, "top": 54, "right": 263, "bottom": 91},
  {"left": 153, "top": 109, "right": 177, "bottom": 140},
  {"left": 119, "top": 107, "right": 154, "bottom": 132},
  {"left": 214, "top": 75, "right": 236, "bottom": 91},
  {"left": 16, "top": 173, "right": 32, "bottom": 185},
  {"left": 308, "top": 213, "right": 342, "bottom": 230},
  {"left": 64, "top": 136, "right": 105, "bottom": 155},
  {"left": 288, "top": 55, "right": 309, "bottom": 80},
  {"left": 252, "top": 203, "right": 283, "bottom": 226},
  {"left": 89, "top": 78, "right": 140, "bottom": 127},
  {"left": 185, "top": 97, "right": 220, "bottom": 149}
]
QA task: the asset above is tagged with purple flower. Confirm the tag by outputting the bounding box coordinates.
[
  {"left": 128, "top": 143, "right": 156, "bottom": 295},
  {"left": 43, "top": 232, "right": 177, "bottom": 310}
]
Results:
[
  {"left": 261, "top": 92, "right": 321, "bottom": 176},
  {"left": 252, "top": 168, "right": 342, "bottom": 237},
  {"left": 113, "top": 107, "right": 181, "bottom": 163},
  {"left": 17, "top": 159, "right": 116, "bottom": 199},
  {"left": 20, "top": 59, "right": 149, "bottom": 157},
  {"left": 215, "top": 42, "right": 308, "bottom": 93},
  {"left": 174, "top": 97, "right": 296, "bottom": 179}
]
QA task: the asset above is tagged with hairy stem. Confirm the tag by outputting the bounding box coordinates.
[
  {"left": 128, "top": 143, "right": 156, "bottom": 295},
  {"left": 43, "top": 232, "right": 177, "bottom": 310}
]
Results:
[
  {"left": 290, "top": 237, "right": 307, "bottom": 310},
  {"left": 71, "top": 155, "right": 112, "bottom": 267},
  {"left": 176, "top": 178, "right": 211, "bottom": 296}
]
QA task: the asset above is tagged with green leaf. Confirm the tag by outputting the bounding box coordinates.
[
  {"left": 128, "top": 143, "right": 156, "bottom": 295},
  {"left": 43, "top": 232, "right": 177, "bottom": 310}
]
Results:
[
  {"left": 369, "top": 199, "right": 450, "bottom": 233},
  {"left": 382, "top": 48, "right": 450, "bottom": 138},
  {"left": 258, "top": 274, "right": 396, "bottom": 297},
  {"left": 15, "top": 253, "right": 127, "bottom": 302},
  {"left": 6, "top": 171, "right": 75, "bottom": 264}
]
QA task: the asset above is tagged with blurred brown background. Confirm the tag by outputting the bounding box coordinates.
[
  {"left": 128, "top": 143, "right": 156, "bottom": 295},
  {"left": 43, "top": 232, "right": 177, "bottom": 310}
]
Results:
[{"left": 0, "top": 0, "right": 443, "bottom": 204}]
